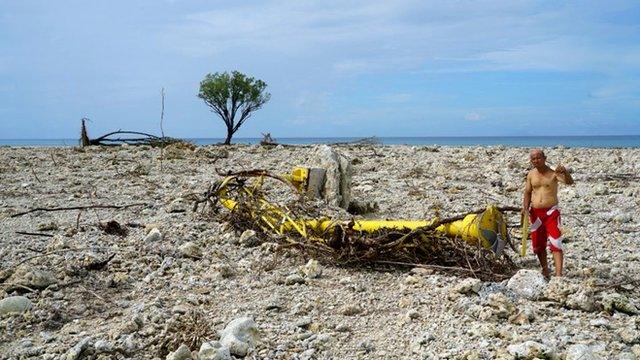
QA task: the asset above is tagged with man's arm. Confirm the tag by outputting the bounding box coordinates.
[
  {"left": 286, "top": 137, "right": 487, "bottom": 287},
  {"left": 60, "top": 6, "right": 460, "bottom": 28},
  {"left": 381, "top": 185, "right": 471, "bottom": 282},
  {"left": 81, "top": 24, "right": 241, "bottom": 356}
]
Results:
[
  {"left": 555, "top": 165, "right": 574, "bottom": 185},
  {"left": 523, "top": 172, "right": 532, "bottom": 215}
]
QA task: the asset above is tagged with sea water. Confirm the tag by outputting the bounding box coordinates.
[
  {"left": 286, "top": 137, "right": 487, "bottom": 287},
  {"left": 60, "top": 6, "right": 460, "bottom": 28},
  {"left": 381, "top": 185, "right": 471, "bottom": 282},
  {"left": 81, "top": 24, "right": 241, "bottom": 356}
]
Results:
[{"left": 1, "top": 135, "right": 639, "bottom": 148}]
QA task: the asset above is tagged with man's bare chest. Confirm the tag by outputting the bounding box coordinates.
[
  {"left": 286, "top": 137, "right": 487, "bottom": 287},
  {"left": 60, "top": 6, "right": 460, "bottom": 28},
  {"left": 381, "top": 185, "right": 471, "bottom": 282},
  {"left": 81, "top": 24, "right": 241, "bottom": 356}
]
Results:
[{"left": 531, "top": 172, "right": 557, "bottom": 189}]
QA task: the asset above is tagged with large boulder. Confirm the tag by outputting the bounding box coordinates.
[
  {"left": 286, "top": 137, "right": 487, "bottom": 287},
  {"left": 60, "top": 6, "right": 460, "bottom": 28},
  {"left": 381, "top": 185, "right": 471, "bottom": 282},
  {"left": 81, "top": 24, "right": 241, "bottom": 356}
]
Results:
[
  {"left": 318, "top": 146, "right": 352, "bottom": 209},
  {"left": 507, "top": 269, "right": 548, "bottom": 300},
  {"left": 0, "top": 296, "right": 32, "bottom": 315},
  {"left": 219, "top": 317, "right": 259, "bottom": 357}
]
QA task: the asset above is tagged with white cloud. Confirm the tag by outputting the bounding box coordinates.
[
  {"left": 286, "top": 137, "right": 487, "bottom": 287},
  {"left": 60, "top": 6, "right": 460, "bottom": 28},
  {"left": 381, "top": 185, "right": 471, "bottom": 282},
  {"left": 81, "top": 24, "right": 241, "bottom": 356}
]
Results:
[
  {"left": 465, "top": 112, "right": 484, "bottom": 121},
  {"left": 164, "top": 1, "right": 640, "bottom": 75}
]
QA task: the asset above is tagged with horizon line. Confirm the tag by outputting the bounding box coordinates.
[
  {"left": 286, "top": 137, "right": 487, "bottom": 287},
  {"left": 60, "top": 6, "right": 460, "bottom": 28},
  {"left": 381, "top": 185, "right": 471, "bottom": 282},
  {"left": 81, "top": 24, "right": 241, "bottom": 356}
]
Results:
[{"left": 2, "top": 134, "right": 640, "bottom": 141}]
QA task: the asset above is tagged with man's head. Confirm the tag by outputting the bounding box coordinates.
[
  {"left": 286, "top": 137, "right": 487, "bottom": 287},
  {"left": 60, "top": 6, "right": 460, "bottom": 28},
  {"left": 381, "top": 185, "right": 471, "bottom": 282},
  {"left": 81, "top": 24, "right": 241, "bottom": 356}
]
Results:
[{"left": 529, "top": 149, "right": 546, "bottom": 169}]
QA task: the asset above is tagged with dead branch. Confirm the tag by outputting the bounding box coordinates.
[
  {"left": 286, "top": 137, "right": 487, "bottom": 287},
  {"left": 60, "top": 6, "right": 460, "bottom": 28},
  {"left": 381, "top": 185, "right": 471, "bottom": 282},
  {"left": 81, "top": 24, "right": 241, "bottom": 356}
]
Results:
[
  {"left": 84, "top": 253, "right": 116, "bottom": 271},
  {"left": 11, "top": 203, "right": 146, "bottom": 218},
  {"left": 15, "top": 231, "right": 54, "bottom": 238}
]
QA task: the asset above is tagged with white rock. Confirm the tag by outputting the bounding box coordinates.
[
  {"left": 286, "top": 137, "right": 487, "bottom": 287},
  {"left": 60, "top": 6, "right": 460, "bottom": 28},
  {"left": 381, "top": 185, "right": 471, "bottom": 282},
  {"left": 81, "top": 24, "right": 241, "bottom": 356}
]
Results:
[
  {"left": 506, "top": 341, "right": 555, "bottom": 359},
  {"left": 506, "top": 269, "right": 548, "bottom": 300},
  {"left": 144, "top": 228, "right": 163, "bottom": 243},
  {"left": 166, "top": 344, "right": 193, "bottom": 360},
  {"left": 65, "top": 337, "right": 92, "bottom": 360},
  {"left": 219, "top": 317, "right": 259, "bottom": 357},
  {"left": 602, "top": 293, "right": 639, "bottom": 315},
  {"left": 19, "top": 269, "right": 57, "bottom": 289},
  {"left": 94, "top": 340, "right": 114, "bottom": 353},
  {"left": 613, "top": 213, "right": 633, "bottom": 224},
  {"left": 565, "top": 344, "right": 605, "bottom": 360},
  {"left": 318, "top": 145, "right": 352, "bottom": 208},
  {"left": 0, "top": 296, "right": 32, "bottom": 315},
  {"left": 453, "top": 278, "right": 482, "bottom": 295},
  {"left": 285, "top": 274, "right": 306, "bottom": 285},
  {"left": 239, "top": 230, "right": 260, "bottom": 247},
  {"left": 178, "top": 242, "right": 202, "bottom": 258},
  {"left": 566, "top": 289, "right": 596, "bottom": 312},
  {"left": 302, "top": 259, "right": 322, "bottom": 279},
  {"left": 199, "top": 341, "right": 232, "bottom": 360},
  {"left": 592, "top": 185, "right": 609, "bottom": 195}
]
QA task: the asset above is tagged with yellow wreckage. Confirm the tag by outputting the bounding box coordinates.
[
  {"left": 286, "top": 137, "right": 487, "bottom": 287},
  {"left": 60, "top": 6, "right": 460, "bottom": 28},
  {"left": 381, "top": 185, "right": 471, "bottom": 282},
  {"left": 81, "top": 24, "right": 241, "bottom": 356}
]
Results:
[{"left": 214, "top": 169, "right": 509, "bottom": 255}]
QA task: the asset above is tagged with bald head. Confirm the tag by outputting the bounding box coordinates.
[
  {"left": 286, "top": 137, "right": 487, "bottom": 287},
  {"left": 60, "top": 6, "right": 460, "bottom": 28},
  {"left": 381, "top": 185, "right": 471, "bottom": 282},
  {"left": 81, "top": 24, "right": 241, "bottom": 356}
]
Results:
[
  {"left": 529, "top": 149, "right": 546, "bottom": 169},
  {"left": 530, "top": 149, "right": 545, "bottom": 159}
]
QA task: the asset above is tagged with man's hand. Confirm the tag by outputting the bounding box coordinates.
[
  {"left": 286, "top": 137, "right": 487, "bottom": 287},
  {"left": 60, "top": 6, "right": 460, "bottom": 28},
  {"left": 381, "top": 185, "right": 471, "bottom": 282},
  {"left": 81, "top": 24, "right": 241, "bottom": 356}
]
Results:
[{"left": 555, "top": 164, "right": 574, "bottom": 185}]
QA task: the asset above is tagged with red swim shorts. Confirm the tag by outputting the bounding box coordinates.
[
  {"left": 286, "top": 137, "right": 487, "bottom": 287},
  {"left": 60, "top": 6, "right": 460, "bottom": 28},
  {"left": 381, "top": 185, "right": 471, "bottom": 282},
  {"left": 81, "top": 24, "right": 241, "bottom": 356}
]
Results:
[{"left": 529, "top": 206, "right": 563, "bottom": 254}]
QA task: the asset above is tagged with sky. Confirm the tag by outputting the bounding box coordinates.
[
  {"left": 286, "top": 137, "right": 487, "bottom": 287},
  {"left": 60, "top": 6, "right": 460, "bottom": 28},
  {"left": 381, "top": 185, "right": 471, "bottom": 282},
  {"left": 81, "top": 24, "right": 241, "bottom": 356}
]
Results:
[{"left": 0, "top": 1, "right": 639, "bottom": 139}]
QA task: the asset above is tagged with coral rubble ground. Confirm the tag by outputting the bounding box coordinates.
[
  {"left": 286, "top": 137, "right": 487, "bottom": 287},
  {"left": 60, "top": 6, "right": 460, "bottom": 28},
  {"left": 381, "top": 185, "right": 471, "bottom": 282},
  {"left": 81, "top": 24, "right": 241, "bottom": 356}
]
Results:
[{"left": 0, "top": 144, "right": 639, "bottom": 359}]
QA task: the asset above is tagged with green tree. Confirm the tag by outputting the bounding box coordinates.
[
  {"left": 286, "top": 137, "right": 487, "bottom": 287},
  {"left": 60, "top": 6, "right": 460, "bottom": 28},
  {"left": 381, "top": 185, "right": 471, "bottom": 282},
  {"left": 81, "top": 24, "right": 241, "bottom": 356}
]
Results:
[{"left": 198, "top": 71, "right": 271, "bottom": 145}]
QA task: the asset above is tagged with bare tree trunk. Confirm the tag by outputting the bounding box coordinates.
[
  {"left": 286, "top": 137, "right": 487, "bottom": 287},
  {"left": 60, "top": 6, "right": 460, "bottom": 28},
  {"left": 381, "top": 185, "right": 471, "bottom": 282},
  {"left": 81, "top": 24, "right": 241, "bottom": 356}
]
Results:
[
  {"left": 80, "top": 118, "right": 90, "bottom": 147},
  {"left": 224, "top": 126, "right": 233, "bottom": 145}
]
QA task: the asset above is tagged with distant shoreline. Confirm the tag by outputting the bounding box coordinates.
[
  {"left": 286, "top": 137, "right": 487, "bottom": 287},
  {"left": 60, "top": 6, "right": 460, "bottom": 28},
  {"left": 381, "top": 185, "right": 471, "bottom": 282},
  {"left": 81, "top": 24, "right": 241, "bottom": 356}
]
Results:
[{"left": 1, "top": 135, "right": 640, "bottom": 148}]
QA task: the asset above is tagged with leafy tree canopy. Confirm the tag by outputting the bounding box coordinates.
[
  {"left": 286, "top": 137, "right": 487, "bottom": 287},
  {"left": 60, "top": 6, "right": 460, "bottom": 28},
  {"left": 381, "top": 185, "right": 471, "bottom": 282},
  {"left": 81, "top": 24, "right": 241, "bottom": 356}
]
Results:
[{"left": 198, "top": 71, "right": 271, "bottom": 145}]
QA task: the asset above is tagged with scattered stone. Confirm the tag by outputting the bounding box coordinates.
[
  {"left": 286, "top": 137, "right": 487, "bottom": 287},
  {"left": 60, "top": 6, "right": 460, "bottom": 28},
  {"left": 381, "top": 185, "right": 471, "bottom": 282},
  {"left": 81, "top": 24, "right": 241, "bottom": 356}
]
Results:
[
  {"left": 302, "top": 259, "right": 322, "bottom": 279},
  {"left": 219, "top": 317, "right": 259, "bottom": 357},
  {"left": 509, "top": 306, "right": 535, "bottom": 325},
  {"left": 65, "top": 337, "right": 92, "bottom": 360},
  {"left": 613, "top": 213, "right": 633, "bottom": 224},
  {"left": 589, "top": 318, "right": 609, "bottom": 328},
  {"left": 405, "top": 275, "right": 420, "bottom": 285},
  {"left": 506, "top": 340, "right": 555, "bottom": 359},
  {"left": 410, "top": 332, "right": 435, "bottom": 354},
  {"left": 239, "top": 230, "right": 260, "bottom": 247},
  {"left": 295, "top": 317, "right": 313, "bottom": 329},
  {"left": 285, "top": 274, "right": 306, "bottom": 285},
  {"left": 405, "top": 309, "right": 420, "bottom": 321},
  {"left": 94, "top": 340, "right": 114, "bottom": 354},
  {"left": 37, "top": 222, "right": 58, "bottom": 231},
  {"left": 453, "top": 278, "right": 482, "bottom": 295},
  {"left": 167, "top": 198, "right": 189, "bottom": 213},
  {"left": 545, "top": 277, "right": 578, "bottom": 302},
  {"left": 483, "top": 293, "right": 516, "bottom": 320},
  {"left": 199, "top": 341, "right": 232, "bottom": 360},
  {"left": 506, "top": 269, "right": 548, "bottom": 300},
  {"left": 592, "top": 185, "right": 609, "bottom": 195},
  {"left": 619, "top": 328, "right": 640, "bottom": 345},
  {"left": 339, "top": 304, "right": 363, "bottom": 316},
  {"left": 213, "top": 264, "right": 235, "bottom": 279},
  {"left": 565, "top": 344, "right": 605, "bottom": 360},
  {"left": 0, "top": 296, "right": 32, "bottom": 315},
  {"left": 410, "top": 267, "right": 435, "bottom": 276},
  {"left": 178, "top": 241, "right": 202, "bottom": 259},
  {"left": 357, "top": 338, "right": 375, "bottom": 353},
  {"left": 319, "top": 145, "right": 352, "bottom": 208},
  {"left": 166, "top": 343, "right": 193, "bottom": 360},
  {"left": 602, "top": 293, "right": 639, "bottom": 315},
  {"left": 566, "top": 289, "right": 596, "bottom": 312},
  {"left": 144, "top": 228, "right": 163, "bottom": 242}
]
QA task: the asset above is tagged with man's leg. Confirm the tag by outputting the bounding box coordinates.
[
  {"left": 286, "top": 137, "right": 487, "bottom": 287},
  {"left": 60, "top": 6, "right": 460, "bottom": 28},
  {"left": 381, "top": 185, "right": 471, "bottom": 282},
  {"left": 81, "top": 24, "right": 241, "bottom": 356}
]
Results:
[
  {"left": 552, "top": 251, "right": 563, "bottom": 277},
  {"left": 537, "top": 251, "right": 550, "bottom": 278}
]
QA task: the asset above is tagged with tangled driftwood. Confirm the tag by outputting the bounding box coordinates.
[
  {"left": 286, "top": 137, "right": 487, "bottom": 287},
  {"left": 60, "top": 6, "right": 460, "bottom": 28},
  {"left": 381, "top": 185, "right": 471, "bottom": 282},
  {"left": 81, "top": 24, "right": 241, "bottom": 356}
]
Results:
[
  {"left": 200, "top": 170, "right": 518, "bottom": 281},
  {"left": 79, "top": 118, "right": 185, "bottom": 147}
]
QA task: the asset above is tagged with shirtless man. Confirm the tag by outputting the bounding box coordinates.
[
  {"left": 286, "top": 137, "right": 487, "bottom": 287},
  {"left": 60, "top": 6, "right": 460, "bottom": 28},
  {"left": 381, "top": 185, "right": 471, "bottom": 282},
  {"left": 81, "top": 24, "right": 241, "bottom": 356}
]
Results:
[{"left": 523, "top": 149, "right": 574, "bottom": 277}]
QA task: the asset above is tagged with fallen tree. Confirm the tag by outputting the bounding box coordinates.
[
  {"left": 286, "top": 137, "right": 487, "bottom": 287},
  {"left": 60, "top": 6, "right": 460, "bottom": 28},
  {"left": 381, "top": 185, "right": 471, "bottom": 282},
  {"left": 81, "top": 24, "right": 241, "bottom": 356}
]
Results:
[{"left": 79, "top": 118, "right": 185, "bottom": 147}]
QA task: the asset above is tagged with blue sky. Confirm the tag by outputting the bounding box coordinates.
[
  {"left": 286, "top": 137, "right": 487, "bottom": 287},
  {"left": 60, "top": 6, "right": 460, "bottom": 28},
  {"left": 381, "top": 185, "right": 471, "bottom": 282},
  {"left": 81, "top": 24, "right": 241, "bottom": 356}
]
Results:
[{"left": 1, "top": 1, "right": 639, "bottom": 139}]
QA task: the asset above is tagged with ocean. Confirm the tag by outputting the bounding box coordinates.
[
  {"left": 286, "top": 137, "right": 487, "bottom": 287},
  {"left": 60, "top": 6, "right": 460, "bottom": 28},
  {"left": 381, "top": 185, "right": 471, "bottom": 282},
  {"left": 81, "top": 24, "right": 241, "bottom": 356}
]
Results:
[{"left": 1, "top": 135, "right": 639, "bottom": 148}]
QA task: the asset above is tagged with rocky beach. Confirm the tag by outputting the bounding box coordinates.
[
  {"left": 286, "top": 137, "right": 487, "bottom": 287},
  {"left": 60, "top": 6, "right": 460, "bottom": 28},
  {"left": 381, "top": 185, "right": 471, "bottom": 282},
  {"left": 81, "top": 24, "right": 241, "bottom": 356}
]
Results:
[{"left": 1, "top": 144, "right": 639, "bottom": 359}]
